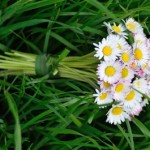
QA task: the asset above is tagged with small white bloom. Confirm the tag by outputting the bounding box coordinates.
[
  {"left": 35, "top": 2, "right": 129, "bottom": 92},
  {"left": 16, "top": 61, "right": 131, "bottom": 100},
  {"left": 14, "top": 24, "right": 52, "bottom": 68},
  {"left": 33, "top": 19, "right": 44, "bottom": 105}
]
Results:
[
  {"left": 121, "top": 65, "right": 135, "bottom": 82},
  {"left": 108, "top": 34, "right": 129, "bottom": 51},
  {"left": 133, "top": 43, "right": 149, "bottom": 67},
  {"left": 104, "top": 22, "right": 127, "bottom": 38},
  {"left": 93, "top": 35, "right": 120, "bottom": 61},
  {"left": 106, "top": 104, "right": 130, "bottom": 125},
  {"left": 93, "top": 89, "right": 113, "bottom": 108},
  {"left": 122, "top": 89, "right": 142, "bottom": 108},
  {"left": 134, "top": 33, "right": 147, "bottom": 45},
  {"left": 125, "top": 18, "right": 143, "bottom": 33},
  {"left": 120, "top": 47, "right": 133, "bottom": 64},
  {"left": 141, "top": 62, "right": 150, "bottom": 75},
  {"left": 112, "top": 80, "right": 131, "bottom": 100},
  {"left": 98, "top": 80, "right": 112, "bottom": 90},
  {"left": 133, "top": 78, "right": 149, "bottom": 95},
  {"left": 97, "top": 60, "right": 121, "bottom": 84},
  {"left": 127, "top": 102, "right": 142, "bottom": 116}
]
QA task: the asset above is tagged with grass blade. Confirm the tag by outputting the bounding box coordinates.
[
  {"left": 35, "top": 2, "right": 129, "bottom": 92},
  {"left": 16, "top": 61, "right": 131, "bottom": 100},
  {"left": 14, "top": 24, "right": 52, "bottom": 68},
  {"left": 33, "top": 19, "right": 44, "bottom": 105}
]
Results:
[
  {"left": 4, "top": 90, "right": 22, "bottom": 150},
  {"left": 133, "top": 118, "right": 150, "bottom": 137}
]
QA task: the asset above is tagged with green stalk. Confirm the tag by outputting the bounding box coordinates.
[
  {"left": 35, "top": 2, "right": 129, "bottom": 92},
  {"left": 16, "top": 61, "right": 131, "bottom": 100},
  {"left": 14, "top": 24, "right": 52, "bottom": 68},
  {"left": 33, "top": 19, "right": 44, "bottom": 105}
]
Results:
[{"left": 0, "top": 50, "right": 98, "bottom": 87}]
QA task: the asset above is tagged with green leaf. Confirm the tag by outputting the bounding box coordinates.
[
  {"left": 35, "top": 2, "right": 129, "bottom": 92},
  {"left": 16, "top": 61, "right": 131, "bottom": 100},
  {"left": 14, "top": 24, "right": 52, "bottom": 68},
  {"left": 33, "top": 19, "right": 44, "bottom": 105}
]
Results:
[
  {"left": 133, "top": 118, "right": 150, "bottom": 137},
  {"left": 4, "top": 90, "right": 22, "bottom": 150},
  {"left": 0, "top": 19, "right": 50, "bottom": 37},
  {"left": 84, "top": 0, "right": 119, "bottom": 22}
]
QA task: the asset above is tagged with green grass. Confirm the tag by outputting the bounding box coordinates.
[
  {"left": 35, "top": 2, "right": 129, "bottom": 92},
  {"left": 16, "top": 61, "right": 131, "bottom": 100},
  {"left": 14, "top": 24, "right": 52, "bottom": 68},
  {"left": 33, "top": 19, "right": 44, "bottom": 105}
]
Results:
[{"left": 0, "top": 0, "right": 150, "bottom": 149}]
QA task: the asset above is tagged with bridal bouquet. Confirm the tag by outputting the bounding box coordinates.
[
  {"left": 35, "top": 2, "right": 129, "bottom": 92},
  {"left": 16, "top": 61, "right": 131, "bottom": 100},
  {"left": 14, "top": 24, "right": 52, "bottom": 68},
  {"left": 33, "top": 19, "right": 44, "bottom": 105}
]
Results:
[{"left": 93, "top": 18, "right": 150, "bottom": 125}]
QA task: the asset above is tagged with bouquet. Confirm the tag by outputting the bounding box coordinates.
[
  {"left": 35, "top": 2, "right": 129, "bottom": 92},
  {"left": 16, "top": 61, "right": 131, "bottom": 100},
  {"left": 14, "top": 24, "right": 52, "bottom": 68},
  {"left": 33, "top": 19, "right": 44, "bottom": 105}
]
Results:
[{"left": 0, "top": 18, "right": 149, "bottom": 125}]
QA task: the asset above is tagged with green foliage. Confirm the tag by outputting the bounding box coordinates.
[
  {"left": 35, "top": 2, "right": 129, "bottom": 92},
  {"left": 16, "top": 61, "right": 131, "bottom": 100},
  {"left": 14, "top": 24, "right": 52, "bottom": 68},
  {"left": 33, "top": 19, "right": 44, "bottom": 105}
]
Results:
[{"left": 0, "top": 0, "right": 150, "bottom": 149}]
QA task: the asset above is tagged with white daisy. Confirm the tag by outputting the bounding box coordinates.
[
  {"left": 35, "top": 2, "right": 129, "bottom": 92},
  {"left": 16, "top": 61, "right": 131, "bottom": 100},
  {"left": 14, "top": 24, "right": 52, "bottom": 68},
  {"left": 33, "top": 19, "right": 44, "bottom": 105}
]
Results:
[
  {"left": 133, "top": 78, "right": 149, "bottom": 95},
  {"left": 129, "top": 60, "right": 143, "bottom": 76},
  {"left": 106, "top": 104, "right": 130, "bottom": 125},
  {"left": 125, "top": 18, "right": 143, "bottom": 33},
  {"left": 97, "top": 60, "right": 121, "bottom": 84},
  {"left": 120, "top": 47, "right": 133, "bottom": 64},
  {"left": 134, "top": 33, "right": 147, "bottom": 45},
  {"left": 108, "top": 34, "right": 129, "bottom": 51},
  {"left": 133, "top": 43, "right": 149, "bottom": 67},
  {"left": 121, "top": 65, "right": 134, "bottom": 81},
  {"left": 104, "top": 22, "right": 127, "bottom": 38},
  {"left": 127, "top": 102, "right": 142, "bottom": 117},
  {"left": 98, "top": 80, "right": 112, "bottom": 90},
  {"left": 93, "top": 36, "right": 119, "bottom": 61},
  {"left": 112, "top": 80, "right": 131, "bottom": 100},
  {"left": 93, "top": 89, "right": 113, "bottom": 108},
  {"left": 123, "top": 89, "right": 142, "bottom": 108},
  {"left": 141, "top": 62, "right": 150, "bottom": 75}
]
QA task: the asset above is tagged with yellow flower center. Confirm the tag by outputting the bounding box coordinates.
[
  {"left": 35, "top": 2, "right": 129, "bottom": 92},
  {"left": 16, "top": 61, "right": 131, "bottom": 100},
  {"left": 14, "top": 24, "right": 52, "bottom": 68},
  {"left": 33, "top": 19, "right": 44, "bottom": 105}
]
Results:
[
  {"left": 103, "top": 81, "right": 111, "bottom": 88},
  {"left": 112, "top": 25, "right": 121, "bottom": 33},
  {"left": 136, "top": 81, "right": 141, "bottom": 87},
  {"left": 117, "top": 43, "right": 122, "bottom": 50},
  {"left": 127, "top": 23, "right": 135, "bottom": 31},
  {"left": 105, "top": 66, "right": 116, "bottom": 77},
  {"left": 121, "top": 68, "right": 128, "bottom": 78},
  {"left": 102, "top": 46, "right": 112, "bottom": 56},
  {"left": 142, "top": 63, "right": 148, "bottom": 69},
  {"left": 115, "top": 83, "right": 124, "bottom": 92},
  {"left": 99, "top": 92, "right": 107, "bottom": 100},
  {"left": 122, "top": 52, "right": 129, "bottom": 62},
  {"left": 130, "top": 62, "right": 136, "bottom": 69},
  {"left": 136, "top": 40, "right": 142, "bottom": 45},
  {"left": 125, "top": 91, "right": 135, "bottom": 101},
  {"left": 134, "top": 48, "right": 143, "bottom": 60},
  {"left": 112, "top": 107, "right": 123, "bottom": 115}
]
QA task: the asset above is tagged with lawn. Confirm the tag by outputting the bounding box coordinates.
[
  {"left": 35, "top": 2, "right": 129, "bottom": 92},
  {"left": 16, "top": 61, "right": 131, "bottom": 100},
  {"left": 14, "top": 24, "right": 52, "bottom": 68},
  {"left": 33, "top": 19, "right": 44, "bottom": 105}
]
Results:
[{"left": 0, "top": 0, "right": 150, "bottom": 149}]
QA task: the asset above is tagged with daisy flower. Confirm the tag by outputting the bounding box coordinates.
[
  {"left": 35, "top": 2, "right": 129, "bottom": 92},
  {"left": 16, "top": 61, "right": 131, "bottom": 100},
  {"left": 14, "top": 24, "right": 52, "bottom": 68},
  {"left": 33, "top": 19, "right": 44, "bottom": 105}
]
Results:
[
  {"left": 127, "top": 102, "right": 142, "bottom": 117},
  {"left": 120, "top": 47, "right": 133, "bottom": 64},
  {"left": 125, "top": 18, "right": 143, "bottom": 33},
  {"left": 98, "top": 80, "right": 112, "bottom": 90},
  {"left": 108, "top": 34, "right": 129, "bottom": 51},
  {"left": 123, "top": 89, "right": 142, "bottom": 108},
  {"left": 121, "top": 65, "right": 134, "bottom": 81},
  {"left": 133, "top": 43, "right": 149, "bottom": 67},
  {"left": 134, "top": 33, "right": 147, "bottom": 45},
  {"left": 141, "top": 62, "right": 150, "bottom": 75},
  {"left": 104, "top": 22, "right": 127, "bottom": 38},
  {"left": 106, "top": 104, "right": 130, "bottom": 125},
  {"left": 112, "top": 80, "right": 131, "bottom": 100},
  {"left": 97, "top": 60, "right": 121, "bottom": 84},
  {"left": 130, "top": 60, "right": 142, "bottom": 74},
  {"left": 93, "top": 89, "right": 113, "bottom": 108},
  {"left": 93, "top": 36, "right": 119, "bottom": 61},
  {"left": 133, "top": 78, "right": 149, "bottom": 95}
]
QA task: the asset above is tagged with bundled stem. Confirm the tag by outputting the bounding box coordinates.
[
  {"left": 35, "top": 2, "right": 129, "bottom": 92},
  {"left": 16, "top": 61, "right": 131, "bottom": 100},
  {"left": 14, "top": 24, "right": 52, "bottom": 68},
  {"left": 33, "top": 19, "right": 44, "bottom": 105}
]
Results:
[{"left": 0, "top": 50, "right": 99, "bottom": 88}]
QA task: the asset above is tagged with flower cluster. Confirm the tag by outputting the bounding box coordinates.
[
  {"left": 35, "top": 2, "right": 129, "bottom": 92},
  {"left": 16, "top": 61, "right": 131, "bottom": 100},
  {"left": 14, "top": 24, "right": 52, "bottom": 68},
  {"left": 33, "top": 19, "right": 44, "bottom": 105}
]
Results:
[{"left": 93, "top": 18, "right": 150, "bottom": 125}]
